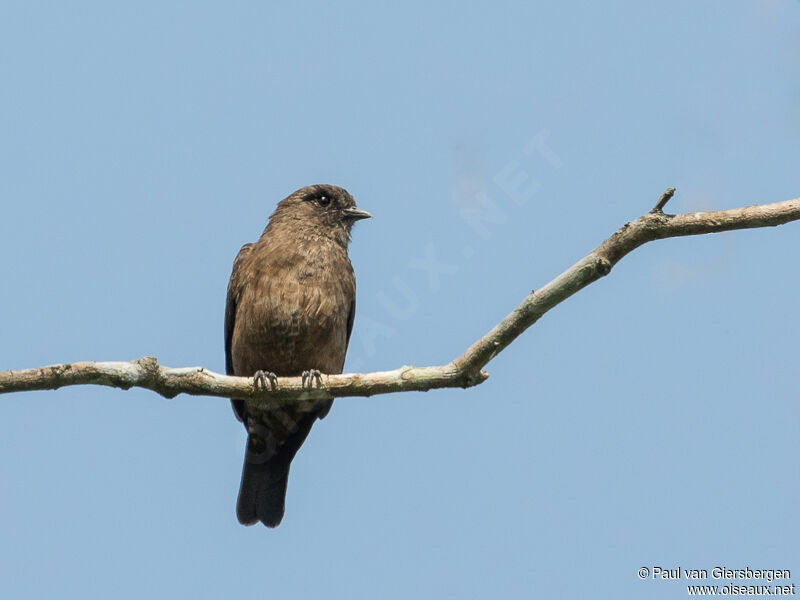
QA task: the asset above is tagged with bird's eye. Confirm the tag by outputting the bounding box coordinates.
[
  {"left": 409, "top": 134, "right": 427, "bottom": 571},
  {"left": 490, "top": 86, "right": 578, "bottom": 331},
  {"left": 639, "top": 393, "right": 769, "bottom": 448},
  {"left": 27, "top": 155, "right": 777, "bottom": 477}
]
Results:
[{"left": 317, "top": 195, "right": 331, "bottom": 207}]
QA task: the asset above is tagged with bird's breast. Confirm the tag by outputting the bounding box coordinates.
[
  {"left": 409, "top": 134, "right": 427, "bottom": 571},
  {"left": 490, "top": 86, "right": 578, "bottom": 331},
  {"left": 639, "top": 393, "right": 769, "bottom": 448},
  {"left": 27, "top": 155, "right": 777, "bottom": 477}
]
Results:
[{"left": 231, "top": 255, "right": 354, "bottom": 376}]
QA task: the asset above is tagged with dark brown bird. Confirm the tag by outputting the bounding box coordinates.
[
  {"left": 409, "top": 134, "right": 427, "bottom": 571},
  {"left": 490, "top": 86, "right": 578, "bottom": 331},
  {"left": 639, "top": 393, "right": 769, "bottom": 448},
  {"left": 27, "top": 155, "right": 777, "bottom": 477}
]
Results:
[{"left": 224, "top": 184, "right": 370, "bottom": 527}]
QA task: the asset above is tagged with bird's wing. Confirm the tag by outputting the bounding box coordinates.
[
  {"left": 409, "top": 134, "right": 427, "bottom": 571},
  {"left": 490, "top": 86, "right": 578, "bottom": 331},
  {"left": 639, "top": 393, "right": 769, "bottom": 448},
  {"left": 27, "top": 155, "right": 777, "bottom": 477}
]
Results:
[
  {"left": 318, "top": 286, "right": 355, "bottom": 420},
  {"left": 225, "top": 243, "right": 254, "bottom": 375},
  {"left": 226, "top": 243, "right": 254, "bottom": 423},
  {"left": 344, "top": 297, "right": 356, "bottom": 361}
]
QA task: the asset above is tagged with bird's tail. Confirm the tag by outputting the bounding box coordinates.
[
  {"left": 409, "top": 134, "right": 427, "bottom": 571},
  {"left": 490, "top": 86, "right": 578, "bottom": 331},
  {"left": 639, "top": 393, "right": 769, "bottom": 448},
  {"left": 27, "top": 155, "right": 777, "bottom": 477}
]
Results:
[
  {"left": 236, "top": 410, "right": 321, "bottom": 527},
  {"left": 236, "top": 444, "right": 290, "bottom": 527}
]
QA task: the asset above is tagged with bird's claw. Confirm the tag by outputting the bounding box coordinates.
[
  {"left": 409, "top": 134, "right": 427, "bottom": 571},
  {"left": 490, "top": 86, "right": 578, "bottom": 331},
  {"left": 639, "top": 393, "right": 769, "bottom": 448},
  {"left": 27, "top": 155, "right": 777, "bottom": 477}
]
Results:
[
  {"left": 301, "top": 369, "right": 322, "bottom": 390},
  {"left": 253, "top": 370, "right": 278, "bottom": 391}
]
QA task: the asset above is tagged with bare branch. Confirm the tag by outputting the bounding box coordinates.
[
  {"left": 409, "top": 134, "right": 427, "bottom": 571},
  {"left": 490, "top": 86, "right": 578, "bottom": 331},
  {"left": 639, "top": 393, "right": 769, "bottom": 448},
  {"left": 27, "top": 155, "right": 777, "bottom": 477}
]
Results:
[
  {"left": 454, "top": 191, "right": 800, "bottom": 375},
  {"left": 0, "top": 357, "right": 481, "bottom": 409},
  {"left": 2, "top": 190, "right": 798, "bottom": 404}
]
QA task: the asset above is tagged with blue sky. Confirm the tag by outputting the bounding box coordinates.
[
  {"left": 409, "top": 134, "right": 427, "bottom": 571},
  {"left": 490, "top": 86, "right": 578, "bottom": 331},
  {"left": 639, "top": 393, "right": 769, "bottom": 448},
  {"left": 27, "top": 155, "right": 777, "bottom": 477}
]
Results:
[{"left": 1, "top": 2, "right": 798, "bottom": 598}]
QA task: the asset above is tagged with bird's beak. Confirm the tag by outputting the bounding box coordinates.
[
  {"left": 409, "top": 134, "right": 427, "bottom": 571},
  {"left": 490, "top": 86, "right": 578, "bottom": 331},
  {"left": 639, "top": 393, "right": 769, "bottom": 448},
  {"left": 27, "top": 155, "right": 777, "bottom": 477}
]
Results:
[{"left": 342, "top": 207, "right": 372, "bottom": 221}]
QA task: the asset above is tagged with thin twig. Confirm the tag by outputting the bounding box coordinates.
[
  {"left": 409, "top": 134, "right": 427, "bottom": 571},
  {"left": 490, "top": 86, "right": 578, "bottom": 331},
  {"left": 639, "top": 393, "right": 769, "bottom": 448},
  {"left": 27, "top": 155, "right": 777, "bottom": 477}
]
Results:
[{"left": 651, "top": 187, "right": 676, "bottom": 212}]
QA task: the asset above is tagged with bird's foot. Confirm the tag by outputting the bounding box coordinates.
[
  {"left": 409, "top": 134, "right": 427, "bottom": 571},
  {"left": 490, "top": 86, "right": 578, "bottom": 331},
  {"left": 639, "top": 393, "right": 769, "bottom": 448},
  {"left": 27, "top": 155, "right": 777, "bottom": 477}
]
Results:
[
  {"left": 253, "top": 370, "right": 278, "bottom": 391},
  {"left": 301, "top": 369, "right": 322, "bottom": 390}
]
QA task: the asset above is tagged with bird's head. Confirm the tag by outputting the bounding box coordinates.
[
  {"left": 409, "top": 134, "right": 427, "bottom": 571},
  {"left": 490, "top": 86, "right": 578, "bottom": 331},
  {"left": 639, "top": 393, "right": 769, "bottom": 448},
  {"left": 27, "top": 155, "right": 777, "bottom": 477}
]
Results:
[{"left": 269, "top": 184, "right": 371, "bottom": 247}]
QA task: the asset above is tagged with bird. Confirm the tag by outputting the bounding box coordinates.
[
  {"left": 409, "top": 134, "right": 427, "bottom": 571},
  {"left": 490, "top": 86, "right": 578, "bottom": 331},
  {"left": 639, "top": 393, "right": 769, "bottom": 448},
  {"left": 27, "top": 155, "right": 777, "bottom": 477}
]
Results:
[{"left": 224, "top": 184, "right": 370, "bottom": 527}]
